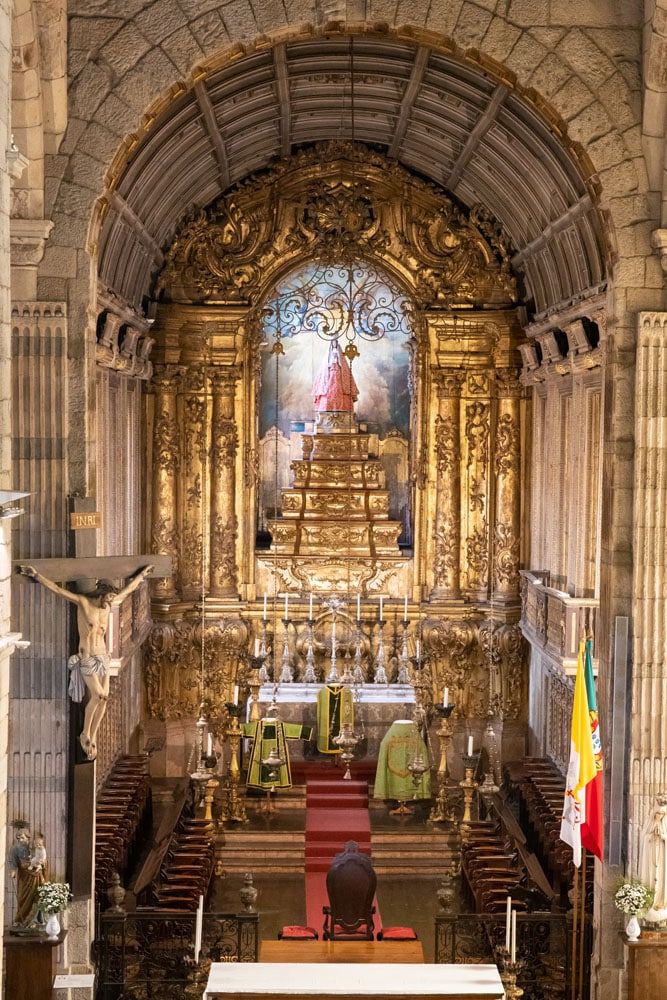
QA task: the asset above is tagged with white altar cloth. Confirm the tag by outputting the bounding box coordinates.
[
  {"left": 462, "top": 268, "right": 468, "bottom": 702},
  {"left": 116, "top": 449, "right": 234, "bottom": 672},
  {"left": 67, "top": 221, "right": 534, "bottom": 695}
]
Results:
[
  {"left": 258, "top": 683, "right": 415, "bottom": 704},
  {"left": 203, "top": 962, "right": 505, "bottom": 999}
]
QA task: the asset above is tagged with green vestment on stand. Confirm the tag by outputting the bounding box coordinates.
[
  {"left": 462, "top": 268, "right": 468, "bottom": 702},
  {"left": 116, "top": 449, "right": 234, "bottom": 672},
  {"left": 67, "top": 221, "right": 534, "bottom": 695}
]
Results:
[
  {"left": 373, "top": 720, "right": 431, "bottom": 801},
  {"left": 316, "top": 684, "right": 355, "bottom": 753},
  {"left": 242, "top": 718, "right": 313, "bottom": 789}
]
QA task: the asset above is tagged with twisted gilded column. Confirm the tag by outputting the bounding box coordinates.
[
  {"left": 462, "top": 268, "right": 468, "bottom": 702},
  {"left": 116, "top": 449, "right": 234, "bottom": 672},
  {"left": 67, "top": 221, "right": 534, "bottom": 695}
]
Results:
[
  {"left": 209, "top": 368, "right": 239, "bottom": 598},
  {"left": 431, "top": 371, "right": 465, "bottom": 599},
  {"left": 493, "top": 369, "right": 522, "bottom": 602},
  {"left": 151, "top": 365, "right": 181, "bottom": 598}
]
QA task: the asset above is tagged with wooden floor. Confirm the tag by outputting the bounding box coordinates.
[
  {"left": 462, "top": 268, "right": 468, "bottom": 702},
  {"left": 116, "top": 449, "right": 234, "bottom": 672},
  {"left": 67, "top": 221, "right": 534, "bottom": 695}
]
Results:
[{"left": 259, "top": 940, "right": 425, "bottom": 963}]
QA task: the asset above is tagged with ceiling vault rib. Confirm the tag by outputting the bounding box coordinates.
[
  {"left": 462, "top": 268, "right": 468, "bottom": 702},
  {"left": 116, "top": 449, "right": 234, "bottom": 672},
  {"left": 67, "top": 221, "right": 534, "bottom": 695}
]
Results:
[
  {"left": 388, "top": 46, "right": 430, "bottom": 160},
  {"left": 194, "top": 79, "right": 231, "bottom": 191},
  {"left": 445, "top": 83, "right": 509, "bottom": 191},
  {"left": 109, "top": 191, "right": 164, "bottom": 266},
  {"left": 274, "top": 44, "right": 291, "bottom": 157},
  {"left": 511, "top": 194, "right": 593, "bottom": 265}
]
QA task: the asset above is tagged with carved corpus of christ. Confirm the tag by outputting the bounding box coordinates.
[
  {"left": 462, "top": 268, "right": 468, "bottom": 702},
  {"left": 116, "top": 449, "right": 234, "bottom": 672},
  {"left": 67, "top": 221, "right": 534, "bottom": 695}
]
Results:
[{"left": 17, "top": 559, "right": 157, "bottom": 760}]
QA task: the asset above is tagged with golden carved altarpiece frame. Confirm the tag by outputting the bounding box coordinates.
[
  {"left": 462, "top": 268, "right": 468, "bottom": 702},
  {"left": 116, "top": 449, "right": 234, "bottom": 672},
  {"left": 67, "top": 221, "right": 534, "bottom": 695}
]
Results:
[{"left": 145, "top": 144, "right": 527, "bottom": 740}]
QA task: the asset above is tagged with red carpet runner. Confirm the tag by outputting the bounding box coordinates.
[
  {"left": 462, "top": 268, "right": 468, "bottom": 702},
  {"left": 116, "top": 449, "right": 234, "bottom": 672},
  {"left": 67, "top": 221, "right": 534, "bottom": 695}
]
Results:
[{"left": 304, "top": 776, "right": 382, "bottom": 933}]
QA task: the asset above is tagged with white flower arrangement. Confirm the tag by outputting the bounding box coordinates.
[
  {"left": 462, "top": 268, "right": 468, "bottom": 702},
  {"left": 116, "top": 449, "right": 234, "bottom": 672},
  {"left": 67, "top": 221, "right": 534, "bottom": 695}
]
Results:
[
  {"left": 614, "top": 881, "right": 653, "bottom": 916},
  {"left": 37, "top": 881, "right": 72, "bottom": 915}
]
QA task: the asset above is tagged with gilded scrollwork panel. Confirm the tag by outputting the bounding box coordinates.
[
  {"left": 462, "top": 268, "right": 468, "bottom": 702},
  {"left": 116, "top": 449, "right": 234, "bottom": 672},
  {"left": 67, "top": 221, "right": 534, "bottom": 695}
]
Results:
[{"left": 464, "top": 398, "right": 490, "bottom": 595}]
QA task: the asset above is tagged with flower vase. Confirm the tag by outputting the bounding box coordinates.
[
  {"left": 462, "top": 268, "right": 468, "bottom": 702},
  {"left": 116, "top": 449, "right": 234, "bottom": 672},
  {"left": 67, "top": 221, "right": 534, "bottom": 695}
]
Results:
[
  {"left": 625, "top": 914, "right": 641, "bottom": 942},
  {"left": 45, "top": 912, "right": 61, "bottom": 941}
]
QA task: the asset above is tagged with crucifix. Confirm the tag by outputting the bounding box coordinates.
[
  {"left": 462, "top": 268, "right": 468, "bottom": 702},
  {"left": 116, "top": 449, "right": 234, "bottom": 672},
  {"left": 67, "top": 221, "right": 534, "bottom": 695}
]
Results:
[{"left": 15, "top": 555, "right": 171, "bottom": 760}]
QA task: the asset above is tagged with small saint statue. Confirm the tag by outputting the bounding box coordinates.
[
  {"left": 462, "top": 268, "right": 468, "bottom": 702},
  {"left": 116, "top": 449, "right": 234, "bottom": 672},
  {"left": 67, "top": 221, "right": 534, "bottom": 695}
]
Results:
[
  {"left": 8, "top": 823, "right": 47, "bottom": 928},
  {"left": 639, "top": 794, "right": 667, "bottom": 924},
  {"left": 312, "top": 339, "right": 358, "bottom": 413},
  {"left": 20, "top": 564, "right": 153, "bottom": 760}
]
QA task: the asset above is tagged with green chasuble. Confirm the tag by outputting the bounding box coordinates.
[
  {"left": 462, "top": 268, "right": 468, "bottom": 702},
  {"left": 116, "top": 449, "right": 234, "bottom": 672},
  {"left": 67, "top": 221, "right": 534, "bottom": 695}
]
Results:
[
  {"left": 373, "top": 720, "right": 431, "bottom": 801},
  {"left": 242, "top": 717, "right": 313, "bottom": 790},
  {"left": 316, "top": 684, "right": 355, "bottom": 754}
]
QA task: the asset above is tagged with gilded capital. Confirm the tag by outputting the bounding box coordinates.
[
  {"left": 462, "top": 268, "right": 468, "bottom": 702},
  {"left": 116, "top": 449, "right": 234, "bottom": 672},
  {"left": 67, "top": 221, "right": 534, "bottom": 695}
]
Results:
[
  {"left": 152, "top": 363, "right": 183, "bottom": 393},
  {"left": 209, "top": 367, "right": 239, "bottom": 395},
  {"left": 434, "top": 370, "right": 466, "bottom": 399},
  {"left": 494, "top": 368, "right": 522, "bottom": 398}
]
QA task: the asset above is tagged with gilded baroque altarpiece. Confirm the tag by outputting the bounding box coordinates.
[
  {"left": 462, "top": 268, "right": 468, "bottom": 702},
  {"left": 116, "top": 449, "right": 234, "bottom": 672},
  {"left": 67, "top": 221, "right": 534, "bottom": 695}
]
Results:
[{"left": 144, "top": 145, "right": 527, "bottom": 744}]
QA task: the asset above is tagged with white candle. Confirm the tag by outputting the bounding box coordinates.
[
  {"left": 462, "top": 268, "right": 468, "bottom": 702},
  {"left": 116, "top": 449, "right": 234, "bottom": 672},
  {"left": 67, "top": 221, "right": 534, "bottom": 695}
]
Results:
[
  {"left": 416, "top": 639, "right": 421, "bottom": 658},
  {"left": 254, "top": 638, "right": 260, "bottom": 657},
  {"left": 467, "top": 736, "right": 473, "bottom": 755},
  {"left": 379, "top": 596, "right": 384, "bottom": 621},
  {"left": 206, "top": 733, "right": 213, "bottom": 757},
  {"left": 263, "top": 592, "right": 267, "bottom": 618},
  {"left": 284, "top": 592, "right": 288, "bottom": 618},
  {"left": 443, "top": 687, "right": 449, "bottom": 707},
  {"left": 404, "top": 595, "right": 408, "bottom": 620},
  {"left": 357, "top": 594, "right": 361, "bottom": 620},
  {"left": 309, "top": 593, "right": 313, "bottom": 619},
  {"left": 194, "top": 893, "right": 204, "bottom": 962},
  {"left": 505, "top": 896, "right": 511, "bottom": 951},
  {"left": 511, "top": 909, "right": 517, "bottom": 964},
  {"left": 233, "top": 684, "right": 239, "bottom": 705}
]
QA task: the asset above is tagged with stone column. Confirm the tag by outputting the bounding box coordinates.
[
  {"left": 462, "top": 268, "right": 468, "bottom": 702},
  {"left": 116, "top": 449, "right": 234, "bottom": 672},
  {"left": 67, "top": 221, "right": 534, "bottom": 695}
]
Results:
[
  {"left": 493, "top": 369, "right": 522, "bottom": 602},
  {"left": 209, "top": 369, "right": 239, "bottom": 598},
  {"left": 151, "top": 365, "right": 181, "bottom": 598},
  {"left": 629, "top": 313, "right": 667, "bottom": 870},
  {"left": 431, "top": 371, "right": 465, "bottom": 599}
]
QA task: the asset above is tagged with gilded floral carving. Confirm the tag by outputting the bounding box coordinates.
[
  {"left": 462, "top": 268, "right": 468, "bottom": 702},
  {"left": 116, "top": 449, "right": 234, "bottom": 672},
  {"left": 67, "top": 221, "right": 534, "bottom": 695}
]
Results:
[
  {"left": 494, "top": 413, "right": 520, "bottom": 477},
  {"left": 494, "top": 523, "right": 520, "bottom": 588},
  {"left": 465, "top": 402, "right": 490, "bottom": 470}
]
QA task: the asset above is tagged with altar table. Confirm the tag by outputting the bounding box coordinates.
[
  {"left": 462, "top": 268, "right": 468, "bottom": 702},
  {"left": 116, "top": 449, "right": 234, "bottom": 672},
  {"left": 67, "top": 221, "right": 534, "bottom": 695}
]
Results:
[
  {"left": 203, "top": 962, "right": 505, "bottom": 1000},
  {"left": 259, "top": 940, "right": 425, "bottom": 963}
]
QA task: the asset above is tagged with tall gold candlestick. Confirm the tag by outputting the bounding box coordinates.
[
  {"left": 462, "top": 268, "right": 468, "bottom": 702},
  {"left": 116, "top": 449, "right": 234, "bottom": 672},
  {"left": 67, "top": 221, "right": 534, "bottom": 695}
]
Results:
[{"left": 430, "top": 704, "right": 455, "bottom": 823}]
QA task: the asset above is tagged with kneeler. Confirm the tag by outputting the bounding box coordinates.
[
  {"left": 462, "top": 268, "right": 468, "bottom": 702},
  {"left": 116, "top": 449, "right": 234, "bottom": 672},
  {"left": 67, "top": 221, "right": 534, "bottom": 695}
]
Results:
[
  {"left": 316, "top": 684, "right": 354, "bottom": 754},
  {"left": 242, "top": 717, "right": 313, "bottom": 790}
]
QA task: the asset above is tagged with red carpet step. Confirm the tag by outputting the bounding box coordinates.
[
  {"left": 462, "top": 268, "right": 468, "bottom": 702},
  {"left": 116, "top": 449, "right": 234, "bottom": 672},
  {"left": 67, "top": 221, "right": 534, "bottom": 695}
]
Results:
[{"left": 304, "top": 771, "right": 380, "bottom": 932}]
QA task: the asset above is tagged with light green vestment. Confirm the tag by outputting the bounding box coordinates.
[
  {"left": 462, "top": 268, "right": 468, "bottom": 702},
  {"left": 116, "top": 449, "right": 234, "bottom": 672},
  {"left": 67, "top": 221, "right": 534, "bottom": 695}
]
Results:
[
  {"left": 242, "top": 718, "right": 313, "bottom": 789},
  {"left": 373, "top": 720, "right": 431, "bottom": 801}
]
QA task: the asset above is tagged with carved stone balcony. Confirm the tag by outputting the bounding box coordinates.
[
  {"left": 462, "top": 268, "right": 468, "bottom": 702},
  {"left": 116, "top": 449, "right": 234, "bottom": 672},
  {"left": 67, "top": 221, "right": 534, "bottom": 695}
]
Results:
[{"left": 519, "top": 570, "right": 598, "bottom": 674}]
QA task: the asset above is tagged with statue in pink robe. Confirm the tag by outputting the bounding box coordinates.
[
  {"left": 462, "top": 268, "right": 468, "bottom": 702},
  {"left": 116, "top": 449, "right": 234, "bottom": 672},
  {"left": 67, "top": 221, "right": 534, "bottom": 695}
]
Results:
[{"left": 312, "top": 340, "right": 359, "bottom": 413}]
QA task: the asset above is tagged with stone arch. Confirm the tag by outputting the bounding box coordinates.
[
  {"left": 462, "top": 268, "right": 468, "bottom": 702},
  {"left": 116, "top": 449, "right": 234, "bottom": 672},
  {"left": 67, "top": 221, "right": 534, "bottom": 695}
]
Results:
[{"left": 45, "top": 16, "right": 647, "bottom": 322}]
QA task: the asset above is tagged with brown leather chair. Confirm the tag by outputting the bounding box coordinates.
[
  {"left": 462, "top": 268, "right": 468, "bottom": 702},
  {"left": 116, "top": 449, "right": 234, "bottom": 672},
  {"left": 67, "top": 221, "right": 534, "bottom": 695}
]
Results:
[{"left": 323, "top": 840, "right": 376, "bottom": 940}]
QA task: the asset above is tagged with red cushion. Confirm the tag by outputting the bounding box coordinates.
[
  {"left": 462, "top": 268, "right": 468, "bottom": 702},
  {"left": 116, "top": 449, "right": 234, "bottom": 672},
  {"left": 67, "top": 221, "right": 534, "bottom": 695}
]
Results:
[
  {"left": 280, "top": 925, "right": 318, "bottom": 939},
  {"left": 379, "top": 926, "right": 417, "bottom": 940}
]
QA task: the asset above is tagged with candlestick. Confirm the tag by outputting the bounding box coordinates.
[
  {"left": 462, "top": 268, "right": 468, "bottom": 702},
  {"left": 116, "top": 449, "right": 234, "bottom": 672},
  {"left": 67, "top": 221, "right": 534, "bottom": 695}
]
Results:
[
  {"left": 309, "top": 592, "right": 313, "bottom": 619},
  {"left": 379, "top": 595, "right": 383, "bottom": 621},
  {"left": 233, "top": 684, "right": 239, "bottom": 705},
  {"left": 206, "top": 733, "right": 213, "bottom": 758},
  {"left": 505, "top": 896, "right": 511, "bottom": 951},
  {"left": 194, "top": 893, "right": 204, "bottom": 962},
  {"left": 263, "top": 592, "right": 267, "bottom": 618},
  {"left": 510, "top": 909, "right": 517, "bottom": 964},
  {"left": 443, "top": 687, "right": 449, "bottom": 707},
  {"left": 467, "top": 736, "right": 473, "bottom": 755}
]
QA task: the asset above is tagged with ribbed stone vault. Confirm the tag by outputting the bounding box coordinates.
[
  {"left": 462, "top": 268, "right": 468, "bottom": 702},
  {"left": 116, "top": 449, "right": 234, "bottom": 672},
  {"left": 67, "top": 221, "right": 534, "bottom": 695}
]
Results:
[{"left": 97, "top": 33, "right": 609, "bottom": 319}]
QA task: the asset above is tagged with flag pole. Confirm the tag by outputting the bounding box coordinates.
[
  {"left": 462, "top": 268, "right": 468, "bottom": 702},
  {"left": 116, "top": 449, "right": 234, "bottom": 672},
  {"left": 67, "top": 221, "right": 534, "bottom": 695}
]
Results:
[
  {"left": 571, "top": 861, "right": 579, "bottom": 1000},
  {"left": 578, "top": 848, "right": 587, "bottom": 1000}
]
